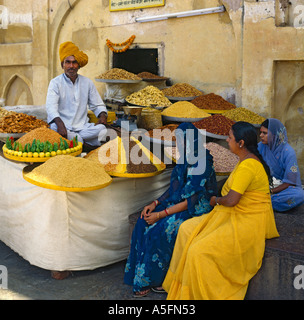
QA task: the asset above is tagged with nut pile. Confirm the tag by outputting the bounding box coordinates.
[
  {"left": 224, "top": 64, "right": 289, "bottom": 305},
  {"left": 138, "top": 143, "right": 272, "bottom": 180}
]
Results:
[
  {"left": 206, "top": 142, "right": 239, "bottom": 173},
  {"left": 126, "top": 86, "right": 172, "bottom": 107},
  {"left": 0, "top": 113, "right": 48, "bottom": 133},
  {"left": 97, "top": 68, "right": 141, "bottom": 80},
  {"left": 191, "top": 93, "right": 236, "bottom": 110},
  {"left": 162, "top": 83, "right": 203, "bottom": 97},
  {"left": 0, "top": 108, "right": 16, "bottom": 119},
  {"left": 138, "top": 72, "right": 167, "bottom": 80},
  {"left": 161, "top": 101, "right": 211, "bottom": 118},
  {"left": 193, "top": 114, "right": 234, "bottom": 136},
  {"left": 223, "top": 107, "right": 266, "bottom": 124}
]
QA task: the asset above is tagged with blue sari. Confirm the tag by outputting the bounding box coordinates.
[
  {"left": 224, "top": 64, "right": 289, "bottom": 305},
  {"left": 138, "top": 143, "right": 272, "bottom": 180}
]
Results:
[
  {"left": 124, "top": 123, "right": 217, "bottom": 293},
  {"left": 258, "top": 118, "right": 304, "bottom": 212}
]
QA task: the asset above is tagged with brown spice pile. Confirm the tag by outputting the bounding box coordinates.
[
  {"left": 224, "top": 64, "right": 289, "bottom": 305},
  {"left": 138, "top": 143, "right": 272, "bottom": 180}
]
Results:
[
  {"left": 0, "top": 113, "right": 48, "bottom": 133},
  {"left": 85, "top": 136, "right": 161, "bottom": 175},
  {"left": 191, "top": 93, "right": 236, "bottom": 110},
  {"left": 138, "top": 72, "right": 167, "bottom": 80},
  {"left": 146, "top": 124, "right": 178, "bottom": 141},
  {"left": 193, "top": 114, "right": 235, "bottom": 136},
  {"left": 162, "top": 83, "right": 203, "bottom": 97},
  {"left": 17, "top": 127, "right": 69, "bottom": 147},
  {"left": 26, "top": 155, "right": 112, "bottom": 188}
]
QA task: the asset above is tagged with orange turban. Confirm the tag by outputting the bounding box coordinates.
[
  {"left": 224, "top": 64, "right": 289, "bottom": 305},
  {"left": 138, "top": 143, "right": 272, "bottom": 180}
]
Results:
[{"left": 59, "top": 41, "right": 88, "bottom": 68}]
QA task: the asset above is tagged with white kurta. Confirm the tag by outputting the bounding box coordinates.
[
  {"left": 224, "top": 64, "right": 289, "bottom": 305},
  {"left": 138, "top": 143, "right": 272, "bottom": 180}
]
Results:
[{"left": 46, "top": 74, "right": 108, "bottom": 145}]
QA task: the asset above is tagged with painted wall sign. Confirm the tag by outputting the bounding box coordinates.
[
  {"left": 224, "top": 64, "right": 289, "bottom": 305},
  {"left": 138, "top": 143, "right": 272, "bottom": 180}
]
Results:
[{"left": 110, "top": 0, "right": 165, "bottom": 12}]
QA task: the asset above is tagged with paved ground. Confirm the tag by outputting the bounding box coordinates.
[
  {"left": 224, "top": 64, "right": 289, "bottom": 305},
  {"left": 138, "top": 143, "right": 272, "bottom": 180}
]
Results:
[{"left": 0, "top": 240, "right": 166, "bottom": 300}]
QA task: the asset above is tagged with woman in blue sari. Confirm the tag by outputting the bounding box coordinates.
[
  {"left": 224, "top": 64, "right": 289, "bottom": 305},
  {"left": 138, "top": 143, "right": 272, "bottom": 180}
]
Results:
[
  {"left": 124, "top": 122, "right": 217, "bottom": 297},
  {"left": 258, "top": 118, "right": 304, "bottom": 212}
]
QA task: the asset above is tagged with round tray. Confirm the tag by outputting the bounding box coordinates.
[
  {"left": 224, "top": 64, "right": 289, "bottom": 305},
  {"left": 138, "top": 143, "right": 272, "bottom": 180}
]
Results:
[
  {"left": 197, "top": 129, "right": 228, "bottom": 140},
  {"left": 125, "top": 99, "right": 167, "bottom": 110},
  {"left": 200, "top": 109, "right": 229, "bottom": 114},
  {"left": 165, "top": 95, "right": 201, "bottom": 101},
  {"left": 23, "top": 163, "right": 112, "bottom": 192},
  {"left": 143, "top": 133, "right": 176, "bottom": 147},
  {"left": 106, "top": 162, "right": 166, "bottom": 178},
  {"left": 252, "top": 123, "right": 262, "bottom": 128},
  {"left": 0, "top": 132, "right": 26, "bottom": 142},
  {"left": 2, "top": 143, "right": 83, "bottom": 162},
  {"left": 162, "top": 115, "right": 209, "bottom": 123},
  {"left": 95, "top": 78, "right": 142, "bottom": 84}
]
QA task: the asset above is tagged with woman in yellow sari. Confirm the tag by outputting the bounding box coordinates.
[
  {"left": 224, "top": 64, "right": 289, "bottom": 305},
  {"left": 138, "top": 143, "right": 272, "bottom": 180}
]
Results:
[{"left": 163, "top": 121, "right": 279, "bottom": 300}]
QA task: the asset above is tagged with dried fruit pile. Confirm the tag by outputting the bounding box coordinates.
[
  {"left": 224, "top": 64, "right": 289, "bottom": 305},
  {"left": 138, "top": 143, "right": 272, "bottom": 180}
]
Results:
[
  {"left": 0, "top": 113, "right": 48, "bottom": 133},
  {"left": 191, "top": 93, "right": 236, "bottom": 110}
]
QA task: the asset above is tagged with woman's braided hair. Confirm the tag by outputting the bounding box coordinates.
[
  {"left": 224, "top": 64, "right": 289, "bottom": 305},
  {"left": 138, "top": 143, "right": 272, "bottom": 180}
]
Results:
[{"left": 231, "top": 121, "right": 272, "bottom": 186}]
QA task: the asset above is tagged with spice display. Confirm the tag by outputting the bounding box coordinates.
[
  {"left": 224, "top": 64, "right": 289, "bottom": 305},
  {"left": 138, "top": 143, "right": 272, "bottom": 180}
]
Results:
[
  {"left": 137, "top": 107, "right": 163, "bottom": 130},
  {"left": 126, "top": 86, "right": 172, "bottom": 107},
  {"left": 193, "top": 114, "right": 234, "bottom": 136},
  {"left": 145, "top": 124, "right": 178, "bottom": 141},
  {"left": 223, "top": 107, "right": 266, "bottom": 124},
  {"left": 85, "top": 136, "right": 165, "bottom": 177},
  {"left": 161, "top": 101, "right": 211, "bottom": 119},
  {"left": 3, "top": 127, "right": 81, "bottom": 161},
  {"left": 191, "top": 93, "right": 236, "bottom": 111},
  {"left": 165, "top": 142, "right": 239, "bottom": 173},
  {"left": 97, "top": 68, "right": 141, "bottom": 80},
  {"left": 106, "top": 35, "right": 135, "bottom": 53},
  {"left": 25, "top": 155, "right": 112, "bottom": 188},
  {"left": 138, "top": 72, "right": 167, "bottom": 80},
  {"left": 162, "top": 83, "right": 203, "bottom": 97},
  {"left": 0, "top": 113, "right": 48, "bottom": 133}
]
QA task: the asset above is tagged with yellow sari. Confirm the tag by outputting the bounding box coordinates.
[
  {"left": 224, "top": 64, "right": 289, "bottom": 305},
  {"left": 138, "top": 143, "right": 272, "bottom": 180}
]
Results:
[{"left": 163, "top": 159, "right": 279, "bottom": 300}]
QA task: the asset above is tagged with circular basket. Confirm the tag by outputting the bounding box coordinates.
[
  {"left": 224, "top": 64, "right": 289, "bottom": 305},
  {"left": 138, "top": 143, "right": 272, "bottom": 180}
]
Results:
[
  {"left": 23, "top": 163, "right": 112, "bottom": 192},
  {"left": 2, "top": 142, "right": 83, "bottom": 163}
]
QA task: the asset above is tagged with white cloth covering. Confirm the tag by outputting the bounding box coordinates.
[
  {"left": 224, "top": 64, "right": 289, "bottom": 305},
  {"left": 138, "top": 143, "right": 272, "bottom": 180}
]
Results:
[{"left": 0, "top": 155, "right": 171, "bottom": 271}]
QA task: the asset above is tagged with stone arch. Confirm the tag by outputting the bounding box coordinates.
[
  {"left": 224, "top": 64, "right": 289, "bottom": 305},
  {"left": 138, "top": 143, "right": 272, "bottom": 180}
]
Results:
[
  {"left": 284, "top": 86, "right": 304, "bottom": 179},
  {"left": 2, "top": 74, "right": 33, "bottom": 106},
  {"left": 49, "top": 0, "right": 81, "bottom": 79}
]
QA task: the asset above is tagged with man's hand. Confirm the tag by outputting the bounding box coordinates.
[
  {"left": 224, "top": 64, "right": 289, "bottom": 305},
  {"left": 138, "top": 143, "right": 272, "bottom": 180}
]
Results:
[
  {"left": 97, "top": 112, "right": 108, "bottom": 125},
  {"left": 53, "top": 117, "right": 67, "bottom": 138}
]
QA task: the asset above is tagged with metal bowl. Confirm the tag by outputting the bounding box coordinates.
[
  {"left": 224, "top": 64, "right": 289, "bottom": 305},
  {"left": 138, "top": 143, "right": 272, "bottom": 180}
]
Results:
[{"left": 123, "top": 106, "right": 143, "bottom": 117}]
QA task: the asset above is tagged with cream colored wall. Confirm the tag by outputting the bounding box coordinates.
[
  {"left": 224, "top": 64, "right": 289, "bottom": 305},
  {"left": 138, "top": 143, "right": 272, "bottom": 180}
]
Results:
[{"left": 0, "top": 0, "right": 304, "bottom": 179}]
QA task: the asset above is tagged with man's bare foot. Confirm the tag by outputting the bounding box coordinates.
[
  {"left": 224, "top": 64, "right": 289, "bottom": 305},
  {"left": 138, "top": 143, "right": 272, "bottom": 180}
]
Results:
[{"left": 51, "top": 270, "right": 71, "bottom": 280}]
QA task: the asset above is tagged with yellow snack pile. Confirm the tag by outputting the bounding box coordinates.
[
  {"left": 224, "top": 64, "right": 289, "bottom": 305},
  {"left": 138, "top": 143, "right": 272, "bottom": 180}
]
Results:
[{"left": 161, "top": 101, "right": 211, "bottom": 118}]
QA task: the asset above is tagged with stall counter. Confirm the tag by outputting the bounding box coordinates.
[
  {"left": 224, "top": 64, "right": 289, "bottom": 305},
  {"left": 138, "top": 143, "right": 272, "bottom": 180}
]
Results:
[{"left": 0, "top": 154, "right": 171, "bottom": 272}]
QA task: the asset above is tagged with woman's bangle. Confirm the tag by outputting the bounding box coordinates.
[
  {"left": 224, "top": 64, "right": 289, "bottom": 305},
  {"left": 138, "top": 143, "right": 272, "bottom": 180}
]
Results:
[
  {"left": 215, "top": 197, "right": 220, "bottom": 206},
  {"left": 165, "top": 208, "right": 169, "bottom": 216},
  {"left": 153, "top": 200, "right": 159, "bottom": 207}
]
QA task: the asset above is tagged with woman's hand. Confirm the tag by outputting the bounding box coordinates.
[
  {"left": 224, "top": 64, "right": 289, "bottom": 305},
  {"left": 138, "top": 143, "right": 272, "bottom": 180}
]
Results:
[
  {"left": 144, "top": 212, "right": 160, "bottom": 225},
  {"left": 210, "top": 196, "right": 217, "bottom": 207},
  {"left": 140, "top": 202, "right": 156, "bottom": 219}
]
